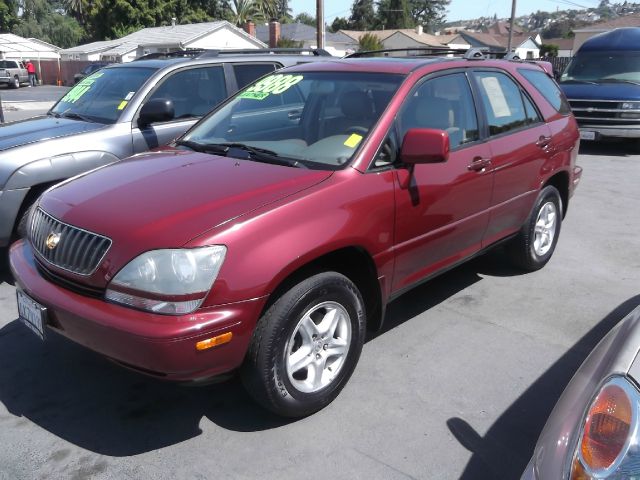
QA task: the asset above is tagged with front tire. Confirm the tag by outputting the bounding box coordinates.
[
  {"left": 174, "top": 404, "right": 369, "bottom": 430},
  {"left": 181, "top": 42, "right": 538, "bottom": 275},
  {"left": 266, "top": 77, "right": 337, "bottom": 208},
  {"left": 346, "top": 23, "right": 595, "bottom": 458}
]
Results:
[
  {"left": 12, "top": 76, "right": 20, "bottom": 89},
  {"left": 507, "top": 185, "right": 562, "bottom": 271},
  {"left": 241, "top": 272, "right": 366, "bottom": 417}
]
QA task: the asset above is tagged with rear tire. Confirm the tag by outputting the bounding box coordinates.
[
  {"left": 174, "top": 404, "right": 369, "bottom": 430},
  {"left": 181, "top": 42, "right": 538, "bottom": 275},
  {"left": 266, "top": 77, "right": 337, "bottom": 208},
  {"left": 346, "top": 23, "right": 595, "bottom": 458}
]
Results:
[
  {"left": 12, "top": 76, "right": 19, "bottom": 89},
  {"left": 241, "top": 272, "right": 366, "bottom": 417},
  {"left": 507, "top": 185, "right": 562, "bottom": 271}
]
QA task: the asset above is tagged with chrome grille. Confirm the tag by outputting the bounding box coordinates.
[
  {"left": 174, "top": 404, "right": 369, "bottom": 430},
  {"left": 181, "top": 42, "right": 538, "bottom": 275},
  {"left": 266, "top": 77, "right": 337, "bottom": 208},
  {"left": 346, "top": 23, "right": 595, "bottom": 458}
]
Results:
[
  {"left": 29, "top": 208, "right": 112, "bottom": 276},
  {"left": 569, "top": 99, "right": 640, "bottom": 126}
]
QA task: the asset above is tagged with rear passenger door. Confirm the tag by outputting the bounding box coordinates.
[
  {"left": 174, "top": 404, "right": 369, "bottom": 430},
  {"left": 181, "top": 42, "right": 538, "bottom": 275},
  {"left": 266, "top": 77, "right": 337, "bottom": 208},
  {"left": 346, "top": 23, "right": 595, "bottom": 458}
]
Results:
[
  {"left": 470, "top": 70, "right": 553, "bottom": 247},
  {"left": 132, "top": 65, "right": 229, "bottom": 152},
  {"left": 391, "top": 71, "right": 494, "bottom": 292}
]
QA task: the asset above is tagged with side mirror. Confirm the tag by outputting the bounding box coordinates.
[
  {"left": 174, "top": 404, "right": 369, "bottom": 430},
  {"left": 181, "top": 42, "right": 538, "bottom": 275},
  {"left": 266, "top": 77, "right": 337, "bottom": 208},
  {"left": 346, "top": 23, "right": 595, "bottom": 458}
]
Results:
[
  {"left": 138, "top": 98, "right": 174, "bottom": 128},
  {"left": 400, "top": 128, "right": 450, "bottom": 164}
]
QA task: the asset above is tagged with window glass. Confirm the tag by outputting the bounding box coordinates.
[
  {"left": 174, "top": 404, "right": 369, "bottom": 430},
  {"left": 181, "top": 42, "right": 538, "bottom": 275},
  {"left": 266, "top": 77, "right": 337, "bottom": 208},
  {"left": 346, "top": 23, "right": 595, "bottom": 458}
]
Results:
[
  {"left": 474, "top": 71, "right": 528, "bottom": 136},
  {"left": 51, "top": 67, "right": 157, "bottom": 124},
  {"left": 398, "top": 72, "right": 479, "bottom": 149},
  {"left": 522, "top": 93, "right": 541, "bottom": 124},
  {"left": 0, "top": 61, "right": 18, "bottom": 68},
  {"left": 233, "top": 63, "right": 277, "bottom": 89},
  {"left": 519, "top": 68, "right": 571, "bottom": 114},
  {"left": 149, "top": 66, "right": 226, "bottom": 120}
]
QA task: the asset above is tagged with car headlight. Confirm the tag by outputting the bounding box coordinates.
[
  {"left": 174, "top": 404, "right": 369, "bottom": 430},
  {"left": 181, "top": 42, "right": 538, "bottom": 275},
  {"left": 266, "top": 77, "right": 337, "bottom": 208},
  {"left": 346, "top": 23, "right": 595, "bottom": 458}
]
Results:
[
  {"left": 570, "top": 376, "right": 640, "bottom": 479},
  {"left": 105, "top": 246, "right": 226, "bottom": 315}
]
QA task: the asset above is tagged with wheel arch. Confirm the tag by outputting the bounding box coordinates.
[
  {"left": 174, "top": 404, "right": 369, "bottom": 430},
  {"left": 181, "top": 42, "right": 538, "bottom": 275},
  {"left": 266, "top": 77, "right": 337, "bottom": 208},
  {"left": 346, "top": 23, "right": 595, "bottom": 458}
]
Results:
[
  {"left": 543, "top": 170, "right": 570, "bottom": 218},
  {"left": 260, "top": 246, "right": 384, "bottom": 333}
]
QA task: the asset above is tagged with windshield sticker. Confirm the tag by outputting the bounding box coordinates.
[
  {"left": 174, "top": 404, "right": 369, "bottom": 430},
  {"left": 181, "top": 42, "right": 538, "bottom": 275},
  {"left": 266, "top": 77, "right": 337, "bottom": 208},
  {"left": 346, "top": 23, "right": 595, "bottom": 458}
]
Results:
[
  {"left": 60, "top": 71, "right": 105, "bottom": 104},
  {"left": 344, "top": 134, "right": 363, "bottom": 148},
  {"left": 125, "top": 91, "right": 135, "bottom": 101},
  {"left": 239, "top": 74, "right": 304, "bottom": 100},
  {"left": 117, "top": 100, "right": 128, "bottom": 110},
  {"left": 480, "top": 76, "right": 511, "bottom": 118}
]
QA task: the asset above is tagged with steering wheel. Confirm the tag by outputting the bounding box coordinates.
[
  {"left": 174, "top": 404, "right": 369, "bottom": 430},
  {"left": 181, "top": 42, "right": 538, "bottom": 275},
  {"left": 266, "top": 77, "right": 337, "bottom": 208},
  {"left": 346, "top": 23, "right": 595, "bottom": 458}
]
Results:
[{"left": 346, "top": 126, "right": 369, "bottom": 135}]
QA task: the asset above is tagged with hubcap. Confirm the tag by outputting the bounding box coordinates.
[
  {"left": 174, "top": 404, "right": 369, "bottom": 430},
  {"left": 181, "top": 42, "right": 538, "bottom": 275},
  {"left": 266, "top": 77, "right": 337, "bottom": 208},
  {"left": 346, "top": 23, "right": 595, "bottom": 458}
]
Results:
[
  {"left": 285, "top": 301, "right": 351, "bottom": 394},
  {"left": 533, "top": 201, "right": 557, "bottom": 257}
]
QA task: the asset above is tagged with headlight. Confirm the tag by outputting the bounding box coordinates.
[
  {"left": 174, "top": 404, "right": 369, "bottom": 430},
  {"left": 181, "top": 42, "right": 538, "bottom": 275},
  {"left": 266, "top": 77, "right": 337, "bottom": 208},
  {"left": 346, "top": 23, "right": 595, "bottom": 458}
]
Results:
[
  {"left": 105, "top": 246, "right": 226, "bottom": 315},
  {"left": 570, "top": 376, "right": 640, "bottom": 479},
  {"left": 621, "top": 102, "right": 640, "bottom": 110}
]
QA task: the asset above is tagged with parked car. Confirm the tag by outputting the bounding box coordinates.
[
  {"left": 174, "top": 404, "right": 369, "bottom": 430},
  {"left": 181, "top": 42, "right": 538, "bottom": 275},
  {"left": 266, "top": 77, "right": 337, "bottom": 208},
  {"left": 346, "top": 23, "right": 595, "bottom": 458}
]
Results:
[
  {"left": 522, "top": 305, "right": 640, "bottom": 480},
  {"left": 10, "top": 54, "right": 582, "bottom": 417},
  {"left": 0, "top": 59, "right": 28, "bottom": 88},
  {"left": 73, "top": 62, "right": 109, "bottom": 84},
  {"left": 559, "top": 27, "right": 640, "bottom": 144},
  {"left": 0, "top": 49, "right": 332, "bottom": 249}
]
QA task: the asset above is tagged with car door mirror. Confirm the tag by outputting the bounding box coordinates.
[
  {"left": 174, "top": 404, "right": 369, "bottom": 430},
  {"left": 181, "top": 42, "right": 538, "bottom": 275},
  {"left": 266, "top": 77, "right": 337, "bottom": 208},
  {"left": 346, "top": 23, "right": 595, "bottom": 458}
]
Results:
[
  {"left": 138, "top": 98, "right": 175, "bottom": 128},
  {"left": 400, "top": 128, "right": 449, "bottom": 164}
]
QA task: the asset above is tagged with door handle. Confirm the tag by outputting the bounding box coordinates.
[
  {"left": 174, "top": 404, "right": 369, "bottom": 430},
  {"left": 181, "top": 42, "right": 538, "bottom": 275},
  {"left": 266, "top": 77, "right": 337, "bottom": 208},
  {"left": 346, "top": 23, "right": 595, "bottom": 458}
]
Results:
[
  {"left": 287, "top": 110, "right": 301, "bottom": 120},
  {"left": 536, "top": 135, "right": 552, "bottom": 149},
  {"left": 467, "top": 157, "right": 492, "bottom": 172}
]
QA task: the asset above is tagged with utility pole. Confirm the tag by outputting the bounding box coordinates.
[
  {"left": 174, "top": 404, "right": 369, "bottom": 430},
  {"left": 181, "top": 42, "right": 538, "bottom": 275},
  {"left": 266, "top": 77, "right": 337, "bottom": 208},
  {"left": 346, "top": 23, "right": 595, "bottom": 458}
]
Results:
[
  {"left": 316, "top": 0, "right": 325, "bottom": 49},
  {"left": 507, "top": 0, "right": 516, "bottom": 53}
]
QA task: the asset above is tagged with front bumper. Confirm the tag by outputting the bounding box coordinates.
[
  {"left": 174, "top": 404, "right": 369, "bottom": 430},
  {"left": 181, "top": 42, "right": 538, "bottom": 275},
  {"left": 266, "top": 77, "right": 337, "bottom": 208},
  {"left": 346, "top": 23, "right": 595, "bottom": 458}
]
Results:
[
  {"left": 578, "top": 124, "right": 640, "bottom": 139},
  {"left": 10, "top": 240, "right": 266, "bottom": 381}
]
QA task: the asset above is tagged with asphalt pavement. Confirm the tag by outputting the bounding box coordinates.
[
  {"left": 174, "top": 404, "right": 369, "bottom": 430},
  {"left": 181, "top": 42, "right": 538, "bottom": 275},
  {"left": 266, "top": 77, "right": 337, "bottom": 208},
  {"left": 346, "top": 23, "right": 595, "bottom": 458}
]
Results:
[{"left": 0, "top": 142, "right": 638, "bottom": 480}]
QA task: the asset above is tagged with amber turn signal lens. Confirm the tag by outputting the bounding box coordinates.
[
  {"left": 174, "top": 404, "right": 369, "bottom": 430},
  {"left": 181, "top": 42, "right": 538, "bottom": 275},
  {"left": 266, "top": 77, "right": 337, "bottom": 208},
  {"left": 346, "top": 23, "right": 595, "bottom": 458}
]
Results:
[
  {"left": 580, "top": 383, "right": 632, "bottom": 471},
  {"left": 196, "top": 332, "right": 233, "bottom": 351}
]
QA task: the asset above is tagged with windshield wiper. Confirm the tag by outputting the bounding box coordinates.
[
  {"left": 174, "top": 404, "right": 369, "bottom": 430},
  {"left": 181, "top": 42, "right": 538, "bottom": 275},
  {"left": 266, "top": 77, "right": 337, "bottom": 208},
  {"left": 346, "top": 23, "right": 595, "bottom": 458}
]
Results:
[
  {"left": 559, "top": 79, "right": 599, "bottom": 85},
  {"left": 54, "top": 112, "right": 98, "bottom": 123},
  {"left": 598, "top": 79, "right": 640, "bottom": 86},
  {"left": 176, "top": 140, "right": 306, "bottom": 168}
]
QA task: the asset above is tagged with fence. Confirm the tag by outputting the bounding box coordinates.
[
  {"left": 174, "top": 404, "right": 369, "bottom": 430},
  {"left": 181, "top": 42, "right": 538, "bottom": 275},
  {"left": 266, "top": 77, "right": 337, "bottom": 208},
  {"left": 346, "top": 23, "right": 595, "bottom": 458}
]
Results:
[
  {"left": 31, "top": 60, "right": 106, "bottom": 86},
  {"left": 534, "top": 56, "right": 573, "bottom": 79}
]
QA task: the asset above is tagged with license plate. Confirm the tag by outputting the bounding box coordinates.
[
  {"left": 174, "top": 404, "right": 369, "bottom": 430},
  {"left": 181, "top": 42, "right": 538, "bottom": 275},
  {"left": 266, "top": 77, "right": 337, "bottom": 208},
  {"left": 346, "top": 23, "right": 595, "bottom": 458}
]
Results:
[
  {"left": 17, "top": 290, "right": 47, "bottom": 340},
  {"left": 580, "top": 130, "right": 596, "bottom": 140}
]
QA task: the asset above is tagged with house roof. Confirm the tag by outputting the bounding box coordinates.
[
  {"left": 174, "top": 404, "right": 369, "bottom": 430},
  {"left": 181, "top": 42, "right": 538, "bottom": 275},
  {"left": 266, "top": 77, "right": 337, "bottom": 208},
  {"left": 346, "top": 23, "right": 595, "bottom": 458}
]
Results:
[
  {"left": 255, "top": 23, "right": 356, "bottom": 46},
  {"left": 339, "top": 30, "right": 396, "bottom": 42},
  {"left": 388, "top": 30, "right": 445, "bottom": 47},
  {"left": 573, "top": 14, "right": 640, "bottom": 32},
  {"left": 436, "top": 34, "right": 468, "bottom": 44},
  {"left": 485, "top": 21, "right": 524, "bottom": 36},
  {"left": 492, "top": 34, "right": 540, "bottom": 48},
  {"left": 61, "top": 21, "right": 265, "bottom": 56},
  {"left": 0, "top": 33, "right": 61, "bottom": 59},
  {"left": 542, "top": 37, "right": 575, "bottom": 50},
  {"left": 458, "top": 31, "right": 506, "bottom": 49}
]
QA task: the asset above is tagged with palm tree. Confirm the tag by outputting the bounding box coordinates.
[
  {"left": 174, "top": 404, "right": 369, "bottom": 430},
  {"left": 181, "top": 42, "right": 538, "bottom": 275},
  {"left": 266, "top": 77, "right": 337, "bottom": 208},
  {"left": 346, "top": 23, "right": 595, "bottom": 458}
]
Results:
[{"left": 229, "top": 0, "right": 258, "bottom": 26}]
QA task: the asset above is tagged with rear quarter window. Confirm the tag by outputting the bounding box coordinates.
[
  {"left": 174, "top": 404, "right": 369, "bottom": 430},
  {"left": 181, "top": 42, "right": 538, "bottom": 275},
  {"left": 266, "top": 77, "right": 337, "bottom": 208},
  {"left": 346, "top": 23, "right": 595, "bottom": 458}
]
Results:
[{"left": 518, "top": 68, "right": 571, "bottom": 115}]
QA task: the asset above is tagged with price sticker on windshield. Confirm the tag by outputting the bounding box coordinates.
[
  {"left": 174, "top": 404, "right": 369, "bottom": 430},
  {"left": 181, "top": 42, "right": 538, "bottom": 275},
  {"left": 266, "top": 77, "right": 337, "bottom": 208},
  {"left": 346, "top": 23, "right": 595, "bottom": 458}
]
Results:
[
  {"left": 239, "top": 74, "right": 304, "bottom": 100},
  {"left": 61, "top": 71, "right": 105, "bottom": 104}
]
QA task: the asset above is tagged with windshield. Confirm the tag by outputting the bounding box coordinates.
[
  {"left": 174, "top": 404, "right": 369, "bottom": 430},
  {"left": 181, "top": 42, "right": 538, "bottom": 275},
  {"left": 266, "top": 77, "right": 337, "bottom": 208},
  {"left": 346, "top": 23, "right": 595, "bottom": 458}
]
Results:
[
  {"left": 51, "top": 66, "right": 157, "bottom": 124},
  {"left": 180, "top": 71, "right": 404, "bottom": 169},
  {"left": 561, "top": 51, "right": 640, "bottom": 83}
]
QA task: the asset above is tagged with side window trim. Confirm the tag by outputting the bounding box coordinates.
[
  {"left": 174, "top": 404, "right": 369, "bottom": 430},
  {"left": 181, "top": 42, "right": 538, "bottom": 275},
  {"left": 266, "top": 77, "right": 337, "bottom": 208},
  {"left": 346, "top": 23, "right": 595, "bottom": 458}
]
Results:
[{"left": 470, "top": 68, "right": 539, "bottom": 139}]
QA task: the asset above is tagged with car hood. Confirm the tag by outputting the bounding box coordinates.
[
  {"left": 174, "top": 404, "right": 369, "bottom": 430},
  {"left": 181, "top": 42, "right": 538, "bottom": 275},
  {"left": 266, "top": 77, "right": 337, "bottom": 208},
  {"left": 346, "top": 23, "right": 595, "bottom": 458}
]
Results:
[
  {"left": 0, "top": 115, "right": 107, "bottom": 152},
  {"left": 39, "top": 149, "right": 332, "bottom": 278},
  {"left": 560, "top": 82, "right": 640, "bottom": 101}
]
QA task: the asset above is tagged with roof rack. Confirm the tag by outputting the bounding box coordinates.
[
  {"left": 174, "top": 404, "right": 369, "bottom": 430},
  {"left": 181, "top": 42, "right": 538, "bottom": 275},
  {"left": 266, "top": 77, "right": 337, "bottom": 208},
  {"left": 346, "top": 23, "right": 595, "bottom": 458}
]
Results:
[
  {"left": 344, "top": 46, "right": 500, "bottom": 60},
  {"left": 134, "top": 47, "right": 332, "bottom": 61}
]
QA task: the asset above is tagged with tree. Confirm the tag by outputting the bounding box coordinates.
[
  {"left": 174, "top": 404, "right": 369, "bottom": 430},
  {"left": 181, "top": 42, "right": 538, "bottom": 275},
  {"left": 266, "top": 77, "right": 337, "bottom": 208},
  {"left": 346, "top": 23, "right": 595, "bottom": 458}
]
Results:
[
  {"left": 330, "top": 16, "right": 349, "bottom": 32},
  {"left": 377, "top": 0, "right": 413, "bottom": 29},
  {"left": 276, "top": 0, "right": 292, "bottom": 22},
  {"left": 294, "top": 12, "right": 315, "bottom": 26},
  {"left": 277, "top": 36, "right": 303, "bottom": 47},
  {"left": 358, "top": 32, "right": 383, "bottom": 51},
  {"left": 408, "top": 0, "right": 449, "bottom": 31},
  {"left": 0, "top": 0, "right": 20, "bottom": 31},
  {"left": 348, "top": 0, "right": 375, "bottom": 30},
  {"left": 540, "top": 43, "right": 558, "bottom": 57}
]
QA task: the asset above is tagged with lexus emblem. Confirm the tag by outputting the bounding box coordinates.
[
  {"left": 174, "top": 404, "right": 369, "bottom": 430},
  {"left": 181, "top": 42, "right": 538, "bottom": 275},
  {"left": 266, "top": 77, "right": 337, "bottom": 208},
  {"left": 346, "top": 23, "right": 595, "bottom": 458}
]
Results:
[{"left": 46, "top": 232, "right": 61, "bottom": 250}]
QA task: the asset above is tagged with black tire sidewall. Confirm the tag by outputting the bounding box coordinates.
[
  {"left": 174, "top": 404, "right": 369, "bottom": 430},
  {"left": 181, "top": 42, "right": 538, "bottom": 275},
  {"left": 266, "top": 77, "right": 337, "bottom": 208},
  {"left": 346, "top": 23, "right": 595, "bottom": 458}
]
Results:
[
  {"left": 525, "top": 186, "right": 562, "bottom": 267},
  {"left": 247, "top": 273, "right": 365, "bottom": 417}
]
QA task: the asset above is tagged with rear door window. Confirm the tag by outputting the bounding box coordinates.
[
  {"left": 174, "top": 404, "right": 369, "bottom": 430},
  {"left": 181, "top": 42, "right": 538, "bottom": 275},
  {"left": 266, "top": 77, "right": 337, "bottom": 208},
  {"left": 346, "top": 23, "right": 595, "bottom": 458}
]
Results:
[
  {"left": 233, "top": 63, "right": 278, "bottom": 89},
  {"left": 518, "top": 68, "right": 571, "bottom": 114},
  {"left": 473, "top": 71, "right": 529, "bottom": 136}
]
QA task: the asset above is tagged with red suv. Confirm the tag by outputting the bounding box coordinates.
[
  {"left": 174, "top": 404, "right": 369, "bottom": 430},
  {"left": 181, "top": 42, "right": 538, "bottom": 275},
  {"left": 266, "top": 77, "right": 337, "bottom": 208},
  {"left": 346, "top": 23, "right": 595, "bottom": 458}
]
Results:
[{"left": 10, "top": 55, "right": 582, "bottom": 417}]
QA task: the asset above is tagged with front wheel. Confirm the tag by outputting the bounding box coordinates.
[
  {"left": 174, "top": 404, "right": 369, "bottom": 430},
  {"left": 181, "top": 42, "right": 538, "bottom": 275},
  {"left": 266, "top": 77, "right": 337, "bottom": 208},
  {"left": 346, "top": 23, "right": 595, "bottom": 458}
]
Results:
[
  {"left": 12, "top": 76, "right": 20, "bottom": 89},
  {"left": 507, "top": 185, "right": 562, "bottom": 271},
  {"left": 241, "top": 272, "right": 366, "bottom": 417}
]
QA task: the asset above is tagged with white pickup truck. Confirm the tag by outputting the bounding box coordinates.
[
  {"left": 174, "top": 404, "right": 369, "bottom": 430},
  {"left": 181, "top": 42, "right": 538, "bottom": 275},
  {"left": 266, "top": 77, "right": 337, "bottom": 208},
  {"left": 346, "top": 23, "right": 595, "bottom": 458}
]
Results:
[{"left": 0, "top": 60, "right": 29, "bottom": 88}]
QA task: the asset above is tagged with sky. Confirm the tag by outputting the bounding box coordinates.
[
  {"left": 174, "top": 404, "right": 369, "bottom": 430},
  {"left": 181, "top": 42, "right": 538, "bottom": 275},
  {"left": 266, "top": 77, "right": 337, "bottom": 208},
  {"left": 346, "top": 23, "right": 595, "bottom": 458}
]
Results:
[{"left": 290, "top": 0, "right": 598, "bottom": 24}]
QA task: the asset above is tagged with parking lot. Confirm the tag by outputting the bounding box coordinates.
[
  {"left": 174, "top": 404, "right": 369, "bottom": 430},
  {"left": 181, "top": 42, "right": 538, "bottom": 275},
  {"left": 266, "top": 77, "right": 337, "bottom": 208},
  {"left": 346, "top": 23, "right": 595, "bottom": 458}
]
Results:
[{"left": 0, "top": 137, "right": 637, "bottom": 479}]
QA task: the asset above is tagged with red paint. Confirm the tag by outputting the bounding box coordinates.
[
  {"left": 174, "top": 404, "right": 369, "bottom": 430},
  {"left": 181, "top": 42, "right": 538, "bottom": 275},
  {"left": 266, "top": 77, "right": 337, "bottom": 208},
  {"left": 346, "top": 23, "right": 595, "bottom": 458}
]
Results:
[{"left": 10, "top": 58, "right": 581, "bottom": 381}]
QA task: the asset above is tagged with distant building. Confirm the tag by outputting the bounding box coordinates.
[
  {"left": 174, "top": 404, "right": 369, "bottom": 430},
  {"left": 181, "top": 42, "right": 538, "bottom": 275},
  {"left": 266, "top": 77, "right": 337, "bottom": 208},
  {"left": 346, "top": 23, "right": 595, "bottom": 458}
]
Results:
[
  {"left": 60, "top": 21, "right": 265, "bottom": 63},
  {"left": 0, "top": 34, "right": 60, "bottom": 61},
  {"left": 254, "top": 22, "right": 357, "bottom": 56},
  {"left": 340, "top": 27, "right": 446, "bottom": 54},
  {"left": 542, "top": 37, "right": 575, "bottom": 57}
]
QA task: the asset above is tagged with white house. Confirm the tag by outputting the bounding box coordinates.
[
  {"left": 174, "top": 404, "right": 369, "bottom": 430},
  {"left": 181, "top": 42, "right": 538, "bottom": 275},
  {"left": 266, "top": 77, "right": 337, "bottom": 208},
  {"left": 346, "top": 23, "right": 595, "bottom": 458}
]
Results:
[
  {"left": 61, "top": 21, "right": 266, "bottom": 63},
  {"left": 0, "top": 34, "right": 60, "bottom": 60}
]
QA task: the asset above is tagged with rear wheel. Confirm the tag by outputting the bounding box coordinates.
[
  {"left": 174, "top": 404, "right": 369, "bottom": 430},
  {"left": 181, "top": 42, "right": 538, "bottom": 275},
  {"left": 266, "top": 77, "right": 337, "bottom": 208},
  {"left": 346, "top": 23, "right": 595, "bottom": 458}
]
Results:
[
  {"left": 241, "top": 272, "right": 366, "bottom": 417},
  {"left": 507, "top": 185, "right": 562, "bottom": 271},
  {"left": 12, "top": 76, "right": 20, "bottom": 89}
]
